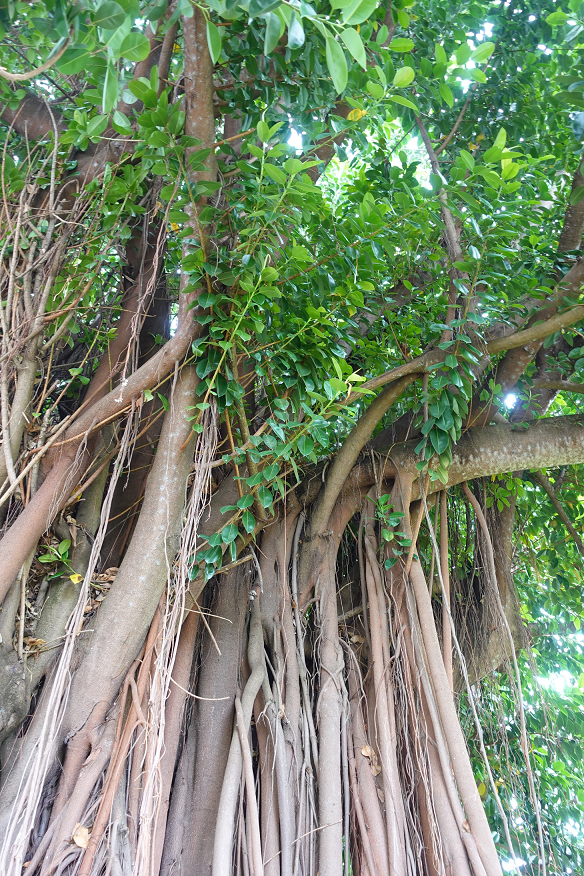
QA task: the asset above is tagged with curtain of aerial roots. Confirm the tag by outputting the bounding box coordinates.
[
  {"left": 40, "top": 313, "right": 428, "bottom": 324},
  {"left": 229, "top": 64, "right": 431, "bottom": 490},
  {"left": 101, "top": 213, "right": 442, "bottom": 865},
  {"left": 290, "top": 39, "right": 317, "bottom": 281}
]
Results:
[
  {"left": 6, "top": 468, "right": 513, "bottom": 876},
  {"left": 202, "top": 478, "right": 506, "bottom": 876},
  {"left": 0, "top": 401, "right": 217, "bottom": 876}
]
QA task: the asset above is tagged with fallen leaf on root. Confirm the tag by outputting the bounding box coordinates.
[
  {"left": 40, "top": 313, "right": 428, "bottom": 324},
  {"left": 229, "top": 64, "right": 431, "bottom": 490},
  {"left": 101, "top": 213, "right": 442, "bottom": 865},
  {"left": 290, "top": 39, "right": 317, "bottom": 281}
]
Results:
[
  {"left": 462, "top": 819, "right": 471, "bottom": 833},
  {"left": 72, "top": 823, "right": 90, "bottom": 848},
  {"left": 361, "top": 744, "right": 381, "bottom": 776},
  {"left": 23, "top": 638, "right": 46, "bottom": 651}
]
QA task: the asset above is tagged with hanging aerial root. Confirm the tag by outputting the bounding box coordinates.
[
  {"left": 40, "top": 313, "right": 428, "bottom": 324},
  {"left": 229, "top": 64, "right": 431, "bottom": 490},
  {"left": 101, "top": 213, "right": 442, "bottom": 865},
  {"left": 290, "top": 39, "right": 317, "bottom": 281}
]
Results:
[
  {"left": 132, "top": 402, "right": 218, "bottom": 876},
  {"left": 395, "top": 472, "right": 503, "bottom": 876},
  {"left": 0, "top": 406, "right": 141, "bottom": 875},
  {"left": 462, "top": 482, "right": 547, "bottom": 876}
]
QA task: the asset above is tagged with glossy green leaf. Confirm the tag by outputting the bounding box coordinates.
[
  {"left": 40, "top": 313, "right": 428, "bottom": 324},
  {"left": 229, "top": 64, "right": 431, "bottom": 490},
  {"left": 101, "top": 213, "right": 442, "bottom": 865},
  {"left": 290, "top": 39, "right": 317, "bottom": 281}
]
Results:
[
  {"left": 570, "top": 185, "right": 584, "bottom": 206},
  {"left": 435, "top": 43, "right": 447, "bottom": 64},
  {"left": 206, "top": 20, "right": 222, "bottom": 64},
  {"left": 287, "top": 11, "right": 305, "bottom": 49},
  {"left": 120, "top": 32, "right": 151, "bottom": 62},
  {"left": 112, "top": 110, "right": 132, "bottom": 134},
  {"left": 263, "top": 11, "right": 282, "bottom": 54},
  {"left": 257, "top": 485, "right": 273, "bottom": 508},
  {"left": 242, "top": 510, "right": 256, "bottom": 533},
  {"left": 392, "top": 66, "right": 415, "bottom": 88},
  {"left": 340, "top": 28, "right": 366, "bottom": 69},
  {"left": 341, "top": 0, "right": 378, "bottom": 26},
  {"left": 249, "top": 0, "right": 281, "bottom": 16},
  {"left": 93, "top": 1, "right": 126, "bottom": 29},
  {"left": 56, "top": 45, "right": 94, "bottom": 75},
  {"left": 389, "top": 94, "right": 419, "bottom": 111},
  {"left": 102, "top": 63, "right": 118, "bottom": 114},
  {"left": 298, "top": 435, "right": 315, "bottom": 455},
  {"left": 471, "top": 41, "right": 495, "bottom": 63},
  {"left": 470, "top": 68, "right": 487, "bottom": 83},
  {"left": 388, "top": 38, "right": 415, "bottom": 52},
  {"left": 325, "top": 36, "right": 348, "bottom": 94},
  {"left": 455, "top": 42, "right": 472, "bottom": 65},
  {"left": 439, "top": 82, "right": 454, "bottom": 107}
]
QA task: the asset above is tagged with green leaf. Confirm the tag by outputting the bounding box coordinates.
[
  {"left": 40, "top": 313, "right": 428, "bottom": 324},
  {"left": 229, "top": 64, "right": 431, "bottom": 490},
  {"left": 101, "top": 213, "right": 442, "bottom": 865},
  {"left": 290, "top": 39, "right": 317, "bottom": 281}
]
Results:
[
  {"left": 570, "top": 185, "right": 584, "bottom": 206},
  {"left": 221, "top": 523, "right": 239, "bottom": 543},
  {"left": 102, "top": 63, "right": 118, "bottom": 114},
  {"left": 257, "top": 485, "right": 273, "bottom": 508},
  {"left": 393, "top": 66, "right": 415, "bottom": 88},
  {"left": 459, "top": 149, "right": 475, "bottom": 171},
  {"left": 112, "top": 110, "right": 132, "bottom": 134},
  {"left": 367, "top": 79, "right": 385, "bottom": 99},
  {"left": 206, "top": 20, "right": 222, "bottom": 64},
  {"left": 325, "top": 36, "right": 348, "bottom": 94},
  {"left": 263, "top": 11, "right": 281, "bottom": 54},
  {"left": 120, "top": 32, "right": 151, "bottom": 62},
  {"left": 93, "top": 1, "right": 126, "bottom": 29},
  {"left": 298, "top": 434, "right": 315, "bottom": 455},
  {"left": 439, "top": 82, "right": 454, "bottom": 107},
  {"left": 341, "top": 0, "right": 378, "bottom": 26},
  {"left": 340, "top": 27, "right": 366, "bottom": 69},
  {"left": 249, "top": 0, "right": 281, "bottom": 16},
  {"left": 470, "top": 68, "right": 487, "bottom": 83},
  {"left": 257, "top": 120, "right": 271, "bottom": 143},
  {"left": 455, "top": 42, "right": 471, "bottom": 65},
  {"left": 264, "top": 164, "right": 287, "bottom": 185},
  {"left": 493, "top": 127, "right": 506, "bottom": 149},
  {"left": 288, "top": 11, "right": 305, "bottom": 48},
  {"left": 237, "top": 494, "right": 255, "bottom": 509},
  {"left": 291, "top": 244, "right": 311, "bottom": 260},
  {"left": 56, "top": 45, "right": 94, "bottom": 76},
  {"left": 546, "top": 10, "right": 570, "bottom": 25},
  {"left": 388, "top": 38, "right": 415, "bottom": 52},
  {"left": 471, "top": 41, "right": 495, "bottom": 63},
  {"left": 389, "top": 94, "right": 418, "bottom": 111},
  {"left": 242, "top": 509, "right": 256, "bottom": 533},
  {"left": 435, "top": 43, "right": 447, "bottom": 64}
]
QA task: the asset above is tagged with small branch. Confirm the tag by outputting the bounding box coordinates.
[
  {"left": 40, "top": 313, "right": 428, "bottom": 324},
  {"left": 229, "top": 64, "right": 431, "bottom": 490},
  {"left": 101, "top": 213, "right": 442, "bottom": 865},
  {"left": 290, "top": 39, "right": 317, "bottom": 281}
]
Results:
[
  {"left": 0, "top": 40, "right": 70, "bottom": 82},
  {"left": 531, "top": 378, "right": 584, "bottom": 393},
  {"left": 415, "top": 115, "right": 464, "bottom": 263},
  {"left": 435, "top": 88, "right": 477, "bottom": 156}
]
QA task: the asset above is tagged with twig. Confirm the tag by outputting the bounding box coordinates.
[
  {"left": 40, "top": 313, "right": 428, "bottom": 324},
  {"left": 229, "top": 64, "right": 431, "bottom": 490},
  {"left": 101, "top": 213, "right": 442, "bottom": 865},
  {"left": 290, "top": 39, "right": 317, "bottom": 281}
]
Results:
[{"left": 0, "top": 39, "right": 70, "bottom": 82}]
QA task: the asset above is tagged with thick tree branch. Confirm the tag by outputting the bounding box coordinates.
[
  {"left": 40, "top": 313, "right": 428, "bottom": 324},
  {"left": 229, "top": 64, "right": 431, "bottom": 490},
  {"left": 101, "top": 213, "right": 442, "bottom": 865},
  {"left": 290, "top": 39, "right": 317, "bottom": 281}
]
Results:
[
  {"left": 384, "top": 415, "right": 584, "bottom": 494},
  {"left": 558, "top": 163, "right": 584, "bottom": 253}
]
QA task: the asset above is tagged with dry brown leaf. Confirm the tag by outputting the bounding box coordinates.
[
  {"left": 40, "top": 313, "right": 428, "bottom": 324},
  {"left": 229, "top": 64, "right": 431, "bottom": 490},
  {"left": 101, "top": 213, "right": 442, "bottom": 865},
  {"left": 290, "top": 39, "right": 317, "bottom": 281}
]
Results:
[
  {"left": 72, "top": 823, "right": 90, "bottom": 848},
  {"left": 22, "top": 638, "right": 46, "bottom": 651},
  {"left": 350, "top": 635, "right": 365, "bottom": 644},
  {"left": 361, "top": 744, "right": 381, "bottom": 775},
  {"left": 462, "top": 819, "right": 471, "bottom": 833},
  {"left": 376, "top": 787, "right": 385, "bottom": 803}
]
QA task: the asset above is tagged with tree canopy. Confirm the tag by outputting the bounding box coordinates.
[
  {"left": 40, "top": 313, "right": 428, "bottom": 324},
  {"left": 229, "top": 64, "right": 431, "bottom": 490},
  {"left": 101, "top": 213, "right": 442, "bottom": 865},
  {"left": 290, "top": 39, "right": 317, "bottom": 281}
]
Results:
[{"left": 1, "top": 0, "right": 584, "bottom": 874}]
